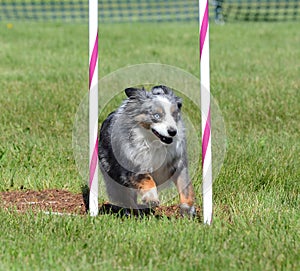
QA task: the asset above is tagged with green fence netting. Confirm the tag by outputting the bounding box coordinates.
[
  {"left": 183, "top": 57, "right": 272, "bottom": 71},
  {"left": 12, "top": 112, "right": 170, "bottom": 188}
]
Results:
[
  {"left": 0, "top": 0, "right": 299, "bottom": 23},
  {"left": 223, "top": 0, "right": 299, "bottom": 21}
]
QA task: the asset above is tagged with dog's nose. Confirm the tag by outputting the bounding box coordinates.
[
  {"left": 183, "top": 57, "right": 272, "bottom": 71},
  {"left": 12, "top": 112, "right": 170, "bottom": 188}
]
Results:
[{"left": 167, "top": 128, "right": 177, "bottom": 137}]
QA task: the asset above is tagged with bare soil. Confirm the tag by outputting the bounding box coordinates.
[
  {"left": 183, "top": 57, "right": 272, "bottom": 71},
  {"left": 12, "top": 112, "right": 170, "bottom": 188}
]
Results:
[{"left": 0, "top": 189, "right": 201, "bottom": 218}]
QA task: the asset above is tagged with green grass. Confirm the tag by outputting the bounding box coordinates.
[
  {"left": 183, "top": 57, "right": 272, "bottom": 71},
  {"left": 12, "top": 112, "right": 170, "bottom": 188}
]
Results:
[
  {"left": 0, "top": 209, "right": 298, "bottom": 271},
  {"left": 0, "top": 21, "right": 299, "bottom": 270}
]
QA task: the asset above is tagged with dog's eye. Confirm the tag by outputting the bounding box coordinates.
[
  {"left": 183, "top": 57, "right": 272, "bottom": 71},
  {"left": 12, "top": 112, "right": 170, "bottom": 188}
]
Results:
[{"left": 153, "top": 113, "right": 161, "bottom": 120}]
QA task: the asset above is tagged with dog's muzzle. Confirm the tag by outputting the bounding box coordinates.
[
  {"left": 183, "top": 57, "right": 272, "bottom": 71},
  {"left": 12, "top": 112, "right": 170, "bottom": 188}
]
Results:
[{"left": 151, "top": 129, "right": 173, "bottom": 144}]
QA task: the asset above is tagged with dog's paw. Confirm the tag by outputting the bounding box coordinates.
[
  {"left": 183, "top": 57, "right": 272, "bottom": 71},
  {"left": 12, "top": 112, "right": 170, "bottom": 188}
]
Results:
[
  {"left": 141, "top": 188, "right": 160, "bottom": 208},
  {"left": 179, "top": 203, "right": 196, "bottom": 218}
]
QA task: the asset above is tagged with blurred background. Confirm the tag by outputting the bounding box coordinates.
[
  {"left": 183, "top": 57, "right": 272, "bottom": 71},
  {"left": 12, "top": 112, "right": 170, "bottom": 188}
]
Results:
[{"left": 1, "top": 0, "right": 299, "bottom": 24}]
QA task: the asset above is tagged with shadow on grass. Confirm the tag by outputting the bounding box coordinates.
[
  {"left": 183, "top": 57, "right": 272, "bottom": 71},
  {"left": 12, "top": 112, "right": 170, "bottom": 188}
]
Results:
[{"left": 99, "top": 202, "right": 156, "bottom": 218}]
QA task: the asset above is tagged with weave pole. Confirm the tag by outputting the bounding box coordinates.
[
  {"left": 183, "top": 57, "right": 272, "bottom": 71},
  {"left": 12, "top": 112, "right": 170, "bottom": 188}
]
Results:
[
  {"left": 199, "top": 0, "right": 213, "bottom": 224},
  {"left": 89, "top": 0, "right": 99, "bottom": 216}
]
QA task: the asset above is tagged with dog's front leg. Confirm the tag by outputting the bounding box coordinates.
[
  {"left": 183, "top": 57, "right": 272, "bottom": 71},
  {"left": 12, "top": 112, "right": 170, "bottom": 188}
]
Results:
[
  {"left": 173, "top": 168, "right": 196, "bottom": 217},
  {"left": 131, "top": 173, "right": 160, "bottom": 207}
]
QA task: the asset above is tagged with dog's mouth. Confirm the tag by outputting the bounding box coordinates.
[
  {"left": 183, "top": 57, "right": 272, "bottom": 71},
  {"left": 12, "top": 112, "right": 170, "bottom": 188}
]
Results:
[{"left": 151, "top": 129, "right": 173, "bottom": 144}]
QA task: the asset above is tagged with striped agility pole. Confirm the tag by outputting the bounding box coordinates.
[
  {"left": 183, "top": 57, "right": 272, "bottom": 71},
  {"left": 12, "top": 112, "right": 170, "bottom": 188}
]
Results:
[
  {"left": 89, "top": 0, "right": 99, "bottom": 216},
  {"left": 199, "top": 0, "right": 213, "bottom": 224}
]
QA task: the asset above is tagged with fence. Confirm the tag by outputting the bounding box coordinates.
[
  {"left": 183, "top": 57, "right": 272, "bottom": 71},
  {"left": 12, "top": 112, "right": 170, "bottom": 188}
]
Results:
[
  {"left": 0, "top": 0, "right": 299, "bottom": 23},
  {"left": 224, "top": 0, "right": 300, "bottom": 21}
]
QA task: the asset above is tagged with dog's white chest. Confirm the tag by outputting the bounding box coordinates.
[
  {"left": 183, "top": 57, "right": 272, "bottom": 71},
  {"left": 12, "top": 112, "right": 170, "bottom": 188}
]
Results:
[{"left": 128, "top": 128, "right": 177, "bottom": 173}]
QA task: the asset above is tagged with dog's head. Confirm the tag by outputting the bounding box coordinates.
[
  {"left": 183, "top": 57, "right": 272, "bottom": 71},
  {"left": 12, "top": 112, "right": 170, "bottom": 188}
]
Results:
[{"left": 124, "top": 85, "right": 183, "bottom": 145}]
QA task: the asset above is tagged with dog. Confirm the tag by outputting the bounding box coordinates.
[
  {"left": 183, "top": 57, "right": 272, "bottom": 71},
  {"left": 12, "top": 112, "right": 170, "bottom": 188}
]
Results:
[{"left": 99, "top": 85, "right": 195, "bottom": 216}]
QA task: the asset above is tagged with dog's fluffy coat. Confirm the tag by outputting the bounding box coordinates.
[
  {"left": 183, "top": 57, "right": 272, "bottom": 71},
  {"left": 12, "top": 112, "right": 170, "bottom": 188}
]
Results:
[{"left": 99, "top": 85, "right": 195, "bottom": 215}]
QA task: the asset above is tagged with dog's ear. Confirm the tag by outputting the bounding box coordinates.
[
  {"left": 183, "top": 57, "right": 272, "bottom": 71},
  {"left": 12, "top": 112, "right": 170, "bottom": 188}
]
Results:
[
  {"left": 176, "top": 98, "right": 182, "bottom": 110},
  {"left": 151, "top": 85, "right": 172, "bottom": 95},
  {"left": 125, "top": 87, "right": 139, "bottom": 98},
  {"left": 125, "top": 87, "right": 147, "bottom": 100}
]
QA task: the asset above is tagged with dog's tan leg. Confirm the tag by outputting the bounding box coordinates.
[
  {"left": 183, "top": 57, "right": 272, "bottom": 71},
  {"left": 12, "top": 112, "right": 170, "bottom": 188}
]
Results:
[
  {"left": 173, "top": 168, "right": 196, "bottom": 216},
  {"left": 131, "top": 174, "right": 160, "bottom": 207}
]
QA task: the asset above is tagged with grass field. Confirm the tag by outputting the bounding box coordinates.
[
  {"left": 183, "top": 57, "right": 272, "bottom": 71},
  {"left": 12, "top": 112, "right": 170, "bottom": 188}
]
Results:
[{"left": 0, "top": 21, "right": 299, "bottom": 270}]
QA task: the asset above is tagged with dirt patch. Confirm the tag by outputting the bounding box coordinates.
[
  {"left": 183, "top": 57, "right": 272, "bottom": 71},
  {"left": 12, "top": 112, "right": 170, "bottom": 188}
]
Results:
[
  {"left": 0, "top": 189, "right": 87, "bottom": 215},
  {"left": 0, "top": 189, "right": 201, "bottom": 218}
]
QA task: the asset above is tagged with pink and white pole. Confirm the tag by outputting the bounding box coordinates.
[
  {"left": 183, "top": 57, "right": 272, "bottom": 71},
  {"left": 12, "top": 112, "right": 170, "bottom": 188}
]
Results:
[
  {"left": 89, "top": 0, "right": 99, "bottom": 216},
  {"left": 199, "top": 0, "right": 213, "bottom": 224}
]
